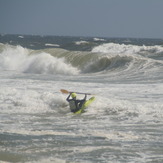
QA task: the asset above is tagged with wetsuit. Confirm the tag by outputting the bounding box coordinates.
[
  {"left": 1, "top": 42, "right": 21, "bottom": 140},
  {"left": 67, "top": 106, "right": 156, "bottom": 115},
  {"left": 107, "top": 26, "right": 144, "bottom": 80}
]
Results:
[{"left": 66, "top": 94, "right": 87, "bottom": 113}]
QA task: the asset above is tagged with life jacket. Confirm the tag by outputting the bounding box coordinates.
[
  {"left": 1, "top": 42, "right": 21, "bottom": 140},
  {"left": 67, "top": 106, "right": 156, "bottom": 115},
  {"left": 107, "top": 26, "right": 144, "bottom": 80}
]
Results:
[{"left": 69, "top": 100, "right": 78, "bottom": 112}]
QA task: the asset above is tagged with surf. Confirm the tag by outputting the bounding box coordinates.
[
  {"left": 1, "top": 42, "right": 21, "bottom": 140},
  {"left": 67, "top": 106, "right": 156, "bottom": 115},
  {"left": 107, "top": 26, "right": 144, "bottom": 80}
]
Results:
[
  {"left": 0, "top": 36, "right": 163, "bottom": 163},
  {"left": 0, "top": 43, "right": 163, "bottom": 83}
]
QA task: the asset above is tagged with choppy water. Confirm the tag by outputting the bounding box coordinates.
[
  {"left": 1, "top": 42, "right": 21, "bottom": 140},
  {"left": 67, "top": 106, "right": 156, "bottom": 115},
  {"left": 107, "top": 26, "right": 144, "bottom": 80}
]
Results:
[{"left": 0, "top": 34, "right": 163, "bottom": 162}]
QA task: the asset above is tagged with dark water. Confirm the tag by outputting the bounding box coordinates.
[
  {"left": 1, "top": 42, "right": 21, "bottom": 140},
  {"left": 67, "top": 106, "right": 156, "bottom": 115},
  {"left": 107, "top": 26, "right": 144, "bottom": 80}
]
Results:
[{"left": 1, "top": 34, "right": 163, "bottom": 51}]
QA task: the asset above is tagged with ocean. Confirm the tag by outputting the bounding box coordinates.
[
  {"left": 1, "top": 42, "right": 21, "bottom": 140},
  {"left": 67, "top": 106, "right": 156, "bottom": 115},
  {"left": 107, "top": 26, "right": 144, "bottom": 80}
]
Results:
[{"left": 0, "top": 34, "right": 163, "bottom": 163}]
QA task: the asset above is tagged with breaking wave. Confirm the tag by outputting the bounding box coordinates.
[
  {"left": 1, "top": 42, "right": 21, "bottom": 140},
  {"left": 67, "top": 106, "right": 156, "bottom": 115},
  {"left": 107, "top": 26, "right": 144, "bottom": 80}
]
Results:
[
  {"left": 0, "top": 44, "right": 79, "bottom": 75},
  {"left": 0, "top": 43, "right": 163, "bottom": 77}
]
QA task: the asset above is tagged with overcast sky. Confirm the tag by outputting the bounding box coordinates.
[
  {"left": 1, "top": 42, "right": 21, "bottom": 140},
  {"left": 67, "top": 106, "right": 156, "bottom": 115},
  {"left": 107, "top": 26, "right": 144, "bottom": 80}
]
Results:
[{"left": 0, "top": 0, "right": 163, "bottom": 38}]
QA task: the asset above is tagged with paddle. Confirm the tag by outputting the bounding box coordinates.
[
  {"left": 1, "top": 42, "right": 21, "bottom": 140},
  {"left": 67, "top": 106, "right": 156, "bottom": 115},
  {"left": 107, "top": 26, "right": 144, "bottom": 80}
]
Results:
[{"left": 60, "top": 89, "right": 92, "bottom": 95}]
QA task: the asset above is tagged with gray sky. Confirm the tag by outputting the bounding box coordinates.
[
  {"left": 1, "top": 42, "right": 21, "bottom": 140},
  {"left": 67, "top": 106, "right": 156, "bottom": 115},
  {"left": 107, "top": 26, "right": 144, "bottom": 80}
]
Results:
[{"left": 0, "top": 0, "right": 163, "bottom": 38}]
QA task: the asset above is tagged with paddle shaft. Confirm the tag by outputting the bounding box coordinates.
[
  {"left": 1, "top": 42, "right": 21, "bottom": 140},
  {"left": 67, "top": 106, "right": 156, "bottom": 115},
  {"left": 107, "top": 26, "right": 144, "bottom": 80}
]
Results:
[{"left": 60, "top": 89, "right": 92, "bottom": 95}]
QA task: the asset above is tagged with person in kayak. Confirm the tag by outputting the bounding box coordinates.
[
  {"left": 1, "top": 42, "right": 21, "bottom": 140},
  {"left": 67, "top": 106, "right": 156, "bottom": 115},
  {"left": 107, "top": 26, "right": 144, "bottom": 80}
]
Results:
[{"left": 66, "top": 92, "right": 87, "bottom": 113}]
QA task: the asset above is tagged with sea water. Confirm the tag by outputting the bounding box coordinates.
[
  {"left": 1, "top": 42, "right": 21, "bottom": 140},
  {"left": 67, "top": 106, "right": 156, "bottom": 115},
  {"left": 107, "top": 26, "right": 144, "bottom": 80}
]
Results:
[{"left": 0, "top": 34, "right": 163, "bottom": 163}]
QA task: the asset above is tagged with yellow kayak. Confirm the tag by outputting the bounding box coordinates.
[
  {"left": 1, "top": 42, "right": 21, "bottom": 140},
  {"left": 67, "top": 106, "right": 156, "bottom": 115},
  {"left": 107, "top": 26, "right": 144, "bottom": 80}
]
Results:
[{"left": 74, "top": 97, "right": 95, "bottom": 114}]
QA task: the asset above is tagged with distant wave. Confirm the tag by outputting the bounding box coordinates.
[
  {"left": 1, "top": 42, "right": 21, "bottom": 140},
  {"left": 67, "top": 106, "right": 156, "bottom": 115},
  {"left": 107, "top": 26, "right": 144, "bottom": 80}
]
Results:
[
  {"left": 93, "top": 38, "right": 106, "bottom": 41},
  {"left": 75, "top": 41, "right": 89, "bottom": 45},
  {"left": 92, "top": 42, "right": 163, "bottom": 55},
  {"left": 45, "top": 43, "right": 60, "bottom": 47}
]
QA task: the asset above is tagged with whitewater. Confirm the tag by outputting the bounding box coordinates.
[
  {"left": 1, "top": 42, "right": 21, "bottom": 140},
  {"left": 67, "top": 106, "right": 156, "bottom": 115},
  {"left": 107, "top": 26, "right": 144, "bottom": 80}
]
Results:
[{"left": 0, "top": 35, "right": 163, "bottom": 163}]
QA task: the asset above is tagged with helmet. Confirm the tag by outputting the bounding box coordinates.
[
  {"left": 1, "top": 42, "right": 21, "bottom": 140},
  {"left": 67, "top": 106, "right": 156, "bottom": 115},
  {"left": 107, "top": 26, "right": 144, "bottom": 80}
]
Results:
[{"left": 71, "top": 93, "right": 77, "bottom": 98}]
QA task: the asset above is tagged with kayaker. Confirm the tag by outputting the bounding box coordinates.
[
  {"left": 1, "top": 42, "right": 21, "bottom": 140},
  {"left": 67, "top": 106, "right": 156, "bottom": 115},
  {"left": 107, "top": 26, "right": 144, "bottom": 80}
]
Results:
[{"left": 66, "top": 92, "right": 87, "bottom": 113}]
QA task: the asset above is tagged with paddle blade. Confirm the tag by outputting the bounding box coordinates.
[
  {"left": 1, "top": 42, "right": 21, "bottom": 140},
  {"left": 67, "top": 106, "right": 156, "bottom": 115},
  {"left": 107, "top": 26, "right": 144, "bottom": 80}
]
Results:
[{"left": 60, "top": 89, "right": 69, "bottom": 94}]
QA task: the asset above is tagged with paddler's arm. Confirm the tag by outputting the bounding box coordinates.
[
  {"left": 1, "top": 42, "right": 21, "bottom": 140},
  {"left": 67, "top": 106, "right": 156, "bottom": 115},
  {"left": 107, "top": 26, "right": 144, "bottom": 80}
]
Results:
[
  {"left": 78, "top": 94, "right": 87, "bottom": 106},
  {"left": 84, "top": 94, "right": 87, "bottom": 100},
  {"left": 66, "top": 93, "right": 71, "bottom": 102}
]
